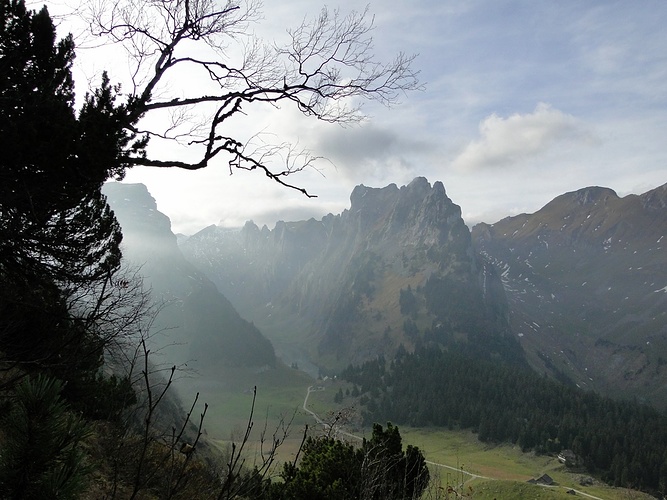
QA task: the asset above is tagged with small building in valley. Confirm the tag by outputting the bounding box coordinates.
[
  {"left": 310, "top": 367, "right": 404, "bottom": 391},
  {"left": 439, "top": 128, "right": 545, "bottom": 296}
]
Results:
[{"left": 527, "top": 473, "right": 555, "bottom": 486}]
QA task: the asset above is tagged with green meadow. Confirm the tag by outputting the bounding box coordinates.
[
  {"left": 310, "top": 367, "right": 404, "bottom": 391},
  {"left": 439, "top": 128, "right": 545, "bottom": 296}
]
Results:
[{"left": 180, "top": 370, "right": 652, "bottom": 499}]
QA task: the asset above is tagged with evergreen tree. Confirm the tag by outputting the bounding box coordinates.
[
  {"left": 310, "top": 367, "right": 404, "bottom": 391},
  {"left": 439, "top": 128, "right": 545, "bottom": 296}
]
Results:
[
  {"left": 362, "top": 423, "right": 430, "bottom": 500},
  {"left": 0, "top": 375, "right": 90, "bottom": 499},
  {"left": 275, "top": 436, "right": 364, "bottom": 500},
  {"left": 0, "top": 0, "right": 144, "bottom": 288},
  {"left": 0, "top": 0, "right": 145, "bottom": 384},
  {"left": 272, "top": 424, "right": 429, "bottom": 500}
]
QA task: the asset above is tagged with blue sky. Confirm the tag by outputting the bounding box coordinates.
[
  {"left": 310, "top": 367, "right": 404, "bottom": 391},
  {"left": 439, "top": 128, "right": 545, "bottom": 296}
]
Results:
[{"left": 50, "top": 0, "right": 667, "bottom": 233}]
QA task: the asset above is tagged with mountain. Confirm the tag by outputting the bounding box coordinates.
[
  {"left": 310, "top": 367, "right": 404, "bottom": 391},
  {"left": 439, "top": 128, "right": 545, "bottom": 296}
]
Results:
[
  {"left": 181, "top": 177, "right": 523, "bottom": 374},
  {"left": 102, "top": 182, "right": 276, "bottom": 372},
  {"left": 104, "top": 178, "right": 667, "bottom": 407},
  {"left": 471, "top": 183, "right": 667, "bottom": 405}
]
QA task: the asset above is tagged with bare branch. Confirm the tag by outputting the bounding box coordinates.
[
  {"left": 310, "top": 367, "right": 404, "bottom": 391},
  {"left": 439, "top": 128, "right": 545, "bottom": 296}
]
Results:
[{"left": 79, "top": 0, "right": 420, "bottom": 195}]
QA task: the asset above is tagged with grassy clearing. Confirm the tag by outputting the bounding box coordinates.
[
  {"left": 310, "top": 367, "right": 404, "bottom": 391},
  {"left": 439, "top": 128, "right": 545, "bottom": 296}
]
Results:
[
  {"left": 467, "top": 480, "right": 580, "bottom": 499},
  {"left": 176, "top": 366, "right": 308, "bottom": 432},
  {"left": 175, "top": 372, "right": 654, "bottom": 499},
  {"left": 400, "top": 427, "right": 551, "bottom": 481},
  {"left": 458, "top": 478, "right": 655, "bottom": 500},
  {"left": 306, "top": 386, "right": 654, "bottom": 500},
  {"left": 175, "top": 363, "right": 314, "bottom": 466},
  {"left": 403, "top": 430, "right": 655, "bottom": 499}
]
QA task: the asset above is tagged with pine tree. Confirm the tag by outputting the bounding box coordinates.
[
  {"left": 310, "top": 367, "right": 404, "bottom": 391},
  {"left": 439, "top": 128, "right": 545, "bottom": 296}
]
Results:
[
  {"left": 0, "top": 0, "right": 138, "bottom": 288},
  {"left": 0, "top": 0, "right": 144, "bottom": 379},
  {"left": 272, "top": 424, "right": 429, "bottom": 500},
  {"left": 0, "top": 375, "right": 90, "bottom": 499}
]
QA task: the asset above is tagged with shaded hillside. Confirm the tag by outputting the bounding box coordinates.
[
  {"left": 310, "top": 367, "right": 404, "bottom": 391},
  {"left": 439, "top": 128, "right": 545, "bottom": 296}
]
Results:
[
  {"left": 182, "top": 177, "right": 523, "bottom": 372},
  {"left": 472, "top": 183, "right": 667, "bottom": 405},
  {"left": 343, "top": 345, "right": 667, "bottom": 495},
  {"left": 103, "top": 182, "right": 275, "bottom": 371}
]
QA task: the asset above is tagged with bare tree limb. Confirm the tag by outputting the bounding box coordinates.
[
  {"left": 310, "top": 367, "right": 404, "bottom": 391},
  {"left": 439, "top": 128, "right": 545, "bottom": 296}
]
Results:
[{"left": 80, "top": 0, "right": 421, "bottom": 195}]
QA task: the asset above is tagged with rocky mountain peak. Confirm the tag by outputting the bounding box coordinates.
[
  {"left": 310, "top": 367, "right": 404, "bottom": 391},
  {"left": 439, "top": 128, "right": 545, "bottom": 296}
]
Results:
[
  {"left": 345, "top": 177, "right": 465, "bottom": 252},
  {"left": 540, "top": 186, "right": 619, "bottom": 211},
  {"left": 318, "top": 178, "right": 451, "bottom": 224},
  {"left": 471, "top": 181, "right": 667, "bottom": 406},
  {"left": 349, "top": 182, "right": 399, "bottom": 215},
  {"left": 640, "top": 182, "right": 667, "bottom": 211},
  {"left": 402, "top": 175, "right": 431, "bottom": 195},
  {"left": 104, "top": 181, "right": 155, "bottom": 208},
  {"left": 571, "top": 186, "right": 618, "bottom": 206},
  {"left": 182, "top": 178, "right": 515, "bottom": 371},
  {"left": 103, "top": 182, "right": 173, "bottom": 238}
]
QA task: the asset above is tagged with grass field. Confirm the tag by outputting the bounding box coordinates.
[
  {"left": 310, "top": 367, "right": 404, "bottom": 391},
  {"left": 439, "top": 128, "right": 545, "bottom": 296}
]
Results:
[
  {"left": 176, "top": 363, "right": 316, "bottom": 466},
  {"left": 305, "top": 380, "right": 655, "bottom": 500},
  {"left": 176, "top": 370, "right": 652, "bottom": 499}
]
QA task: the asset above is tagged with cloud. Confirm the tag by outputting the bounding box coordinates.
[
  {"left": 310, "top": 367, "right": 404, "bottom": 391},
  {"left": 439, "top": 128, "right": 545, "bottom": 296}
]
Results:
[
  {"left": 309, "top": 122, "right": 437, "bottom": 185},
  {"left": 452, "top": 103, "right": 597, "bottom": 170},
  {"left": 318, "top": 125, "right": 397, "bottom": 164}
]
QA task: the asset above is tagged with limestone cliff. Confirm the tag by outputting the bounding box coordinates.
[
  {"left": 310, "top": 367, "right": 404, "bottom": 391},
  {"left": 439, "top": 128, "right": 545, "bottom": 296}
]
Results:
[
  {"left": 182, "top": 178, "right": 521, "bottom": 372},
  {"left": 103, "top": 182, "right": 276, "bottom": 372}
]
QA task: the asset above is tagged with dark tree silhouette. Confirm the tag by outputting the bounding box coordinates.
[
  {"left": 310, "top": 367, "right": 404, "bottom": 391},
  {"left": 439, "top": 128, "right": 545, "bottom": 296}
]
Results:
[
  {"left": 81, "top": 0, "right": 421, "bottom": 194},
  {"left": 0, "top": 1, "right": 128, "bottom": 286},
  {"left": 0, "top": 0, "right": 145, "bottom": 401},
  {"left": 271, "top": 423, "right": 428, "bottom": 500}
]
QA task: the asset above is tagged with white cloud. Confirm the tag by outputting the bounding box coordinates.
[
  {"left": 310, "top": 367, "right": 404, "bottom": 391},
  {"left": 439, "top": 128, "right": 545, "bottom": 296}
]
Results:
[
  {"left": 452, "top": 103, "right": 597, "bottom": 170},
  {"left": 60, "top": 0, "right": 667, "bottom": 235}
]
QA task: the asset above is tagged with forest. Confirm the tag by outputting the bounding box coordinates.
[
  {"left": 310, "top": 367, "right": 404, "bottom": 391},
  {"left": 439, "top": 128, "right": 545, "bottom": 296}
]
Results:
[{"left": 341, "top": 346, "right": 667, "bottom": 495}]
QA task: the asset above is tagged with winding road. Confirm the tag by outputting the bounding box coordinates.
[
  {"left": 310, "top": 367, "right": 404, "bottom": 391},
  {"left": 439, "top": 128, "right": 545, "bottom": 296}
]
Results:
[{"left": 301, "top": 385, "right": 606, "bottom": 500}]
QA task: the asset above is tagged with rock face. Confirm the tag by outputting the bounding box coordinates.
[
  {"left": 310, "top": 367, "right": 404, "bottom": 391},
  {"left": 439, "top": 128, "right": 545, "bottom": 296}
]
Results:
[
  {"left": 471, "top": 183, "right": 667, "bottom": 406},
  {"left": 182, "top": 178, "right": 522, "bottom": 373},
  {"left": 103, "top": 182, "right": 275, "bottom": 372},
  {"left": 103, "top": 178, "right": 667, "bottom": 405}
]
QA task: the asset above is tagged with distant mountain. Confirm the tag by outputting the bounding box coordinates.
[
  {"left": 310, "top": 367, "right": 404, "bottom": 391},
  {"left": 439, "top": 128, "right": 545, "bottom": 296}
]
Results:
[
  {"left": 103, "top": 182, "right": 275, "bottom": 372},
  {"left": 472, "top": 183, "right": 667, "bottom": 405},
  {"left": 181, "top": 177, "right": 523, "bottom": 374}
]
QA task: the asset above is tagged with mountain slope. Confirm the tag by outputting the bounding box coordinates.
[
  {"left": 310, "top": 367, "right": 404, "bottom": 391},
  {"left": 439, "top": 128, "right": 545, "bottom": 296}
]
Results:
[
  {"left": 103, "top": 182, "right": 275, "bottom": 372},
  {"left": 182, "top": 177, "right": 523, "bottom": 373},
  {"left": 472, "top": 183, "right": 667, "bottom": 405}
]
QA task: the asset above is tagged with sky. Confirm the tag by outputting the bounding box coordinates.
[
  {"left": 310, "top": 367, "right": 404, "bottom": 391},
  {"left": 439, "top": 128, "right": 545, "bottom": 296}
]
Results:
[{"left": 48, "top": 0, "right": 667, "bottom": 234}]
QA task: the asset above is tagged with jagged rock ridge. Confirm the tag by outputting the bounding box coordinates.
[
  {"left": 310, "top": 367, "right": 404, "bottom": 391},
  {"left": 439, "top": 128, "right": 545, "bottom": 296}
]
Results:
[{"left": 182, "top": 177, "right": 522, "bottom": 373}]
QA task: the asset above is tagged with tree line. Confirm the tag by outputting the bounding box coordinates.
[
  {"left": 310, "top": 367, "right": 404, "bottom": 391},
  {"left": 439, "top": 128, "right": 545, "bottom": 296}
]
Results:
[{"left": 341, "top": 345, "right": 667, "bottom": 495}]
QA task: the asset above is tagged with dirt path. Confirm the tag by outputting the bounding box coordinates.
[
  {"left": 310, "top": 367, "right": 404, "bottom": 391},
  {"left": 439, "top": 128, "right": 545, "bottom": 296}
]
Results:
[{"left": 301, "top": 386, "right": 607, "bottom": 499}]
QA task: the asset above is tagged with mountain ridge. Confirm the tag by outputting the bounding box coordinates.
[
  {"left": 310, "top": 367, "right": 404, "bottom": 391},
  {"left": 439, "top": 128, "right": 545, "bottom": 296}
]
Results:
[
  {"left": 106, "top": 178, "right": 667, "bottom": 405},
  {"left": 472, "top": 182, "right": 667, "bottom": 405},
  {"left": 182, "top": 177, "right": 522, "bottom": 373},
  {"left": 103, "top": 182, "right": 276, "bottom": 372}
]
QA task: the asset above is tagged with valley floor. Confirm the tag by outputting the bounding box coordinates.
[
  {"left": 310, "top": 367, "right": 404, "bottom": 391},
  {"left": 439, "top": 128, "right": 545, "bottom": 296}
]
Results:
[
  {"left": 178, "top": 365, "right": 655, "bottom": 500},
  {"left": 303, "top": 380, "right": 656, "bottom": 500}
]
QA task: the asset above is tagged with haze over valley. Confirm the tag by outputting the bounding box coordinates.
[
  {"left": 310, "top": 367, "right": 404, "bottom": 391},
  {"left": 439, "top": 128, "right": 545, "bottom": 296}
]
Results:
[
  {"left": 106, "top": 178, "right": 667, "bottom": 404},
  {"left": 6, "top": 0, "right": 667, "bottom": 496},
  {"left": 103, "top": 177, "right": 667, "bottom": 496}
]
